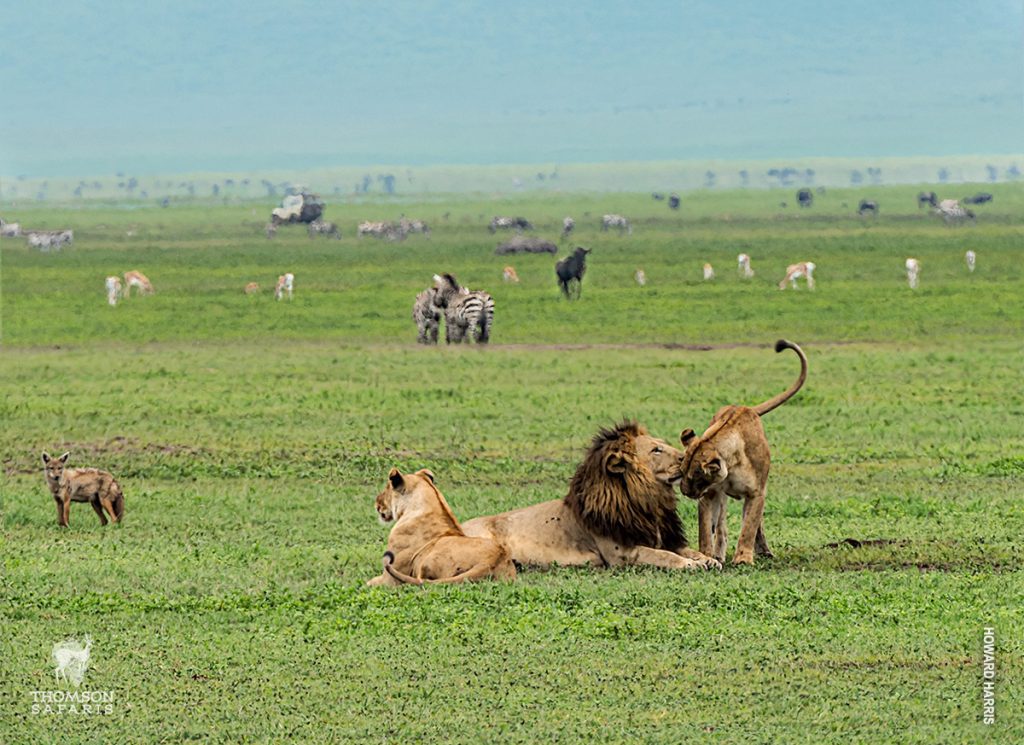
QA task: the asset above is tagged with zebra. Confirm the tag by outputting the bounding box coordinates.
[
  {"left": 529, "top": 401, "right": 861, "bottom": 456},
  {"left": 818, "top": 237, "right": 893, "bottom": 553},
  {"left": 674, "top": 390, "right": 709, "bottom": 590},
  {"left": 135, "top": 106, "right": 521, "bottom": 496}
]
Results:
[
  {"left": 934, "top": 199, "right": 975, "bottom": 224},
  {"left": 561, "top": 216, "right": 575, "bottom": 240},
  {"left": 399, "top": 217, "right": 430, "bottom": 236},
  {"left": 412, "top": 287, "right": 441, "bottom": 344},
  {"left": 0, "top": 221, "right": 22, "bottom": 237},
  {"left": 489, "top": 216, "right": 532, "bottom": 233},
  {"left": 307, "top": 219, "right": 341, "bottom": 239},
  {"left": 26, "top": 229, "right": 73, "bottom": 251},
  {"left": 432, "top": 273, "right": 494, "bottom": 344},
  {"left": 556, "top": 246, "right": 591, "bottom": 299},
  {"left": 601, "top": 214, "right": 631, "bottom": 234},
  {"left": 358, "top": 221, "right": 406, "bottom": 240}
]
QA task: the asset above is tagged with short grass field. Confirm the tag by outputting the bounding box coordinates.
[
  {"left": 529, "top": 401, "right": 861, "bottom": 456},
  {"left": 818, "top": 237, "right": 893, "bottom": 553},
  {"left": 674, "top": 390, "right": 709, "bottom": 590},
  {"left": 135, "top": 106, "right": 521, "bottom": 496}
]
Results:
[{"left": 1, "top": 185, "right": 1022, "bottom": 743}]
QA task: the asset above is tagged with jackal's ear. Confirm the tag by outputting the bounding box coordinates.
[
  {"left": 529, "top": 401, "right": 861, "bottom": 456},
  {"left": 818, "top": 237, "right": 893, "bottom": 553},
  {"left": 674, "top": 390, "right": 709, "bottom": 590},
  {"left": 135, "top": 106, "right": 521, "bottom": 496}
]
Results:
[
  {"left": 42, "top": 452, "right": 51, "bottom": 464},
  {"left": 388, "top": 468, "right": 404, "bottom": 489},
  {"left": 417, "top": 469, "right": 436, "bottom": 483},
  {"left": 680, "top": 429, "right": 696, "bottom": 444},
  {"left": 59, "top": 452, "right": 71, "bottom": 464}
]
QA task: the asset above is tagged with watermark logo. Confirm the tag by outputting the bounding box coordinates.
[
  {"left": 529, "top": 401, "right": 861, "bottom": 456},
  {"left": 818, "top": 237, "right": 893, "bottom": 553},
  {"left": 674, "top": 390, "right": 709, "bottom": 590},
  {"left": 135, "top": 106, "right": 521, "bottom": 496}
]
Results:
[
  {"left": 29, "top": 636, "right": 117, "bottom": 716},
  {"left": 982, "top": 626, "right": 995, "bottom": 725}
]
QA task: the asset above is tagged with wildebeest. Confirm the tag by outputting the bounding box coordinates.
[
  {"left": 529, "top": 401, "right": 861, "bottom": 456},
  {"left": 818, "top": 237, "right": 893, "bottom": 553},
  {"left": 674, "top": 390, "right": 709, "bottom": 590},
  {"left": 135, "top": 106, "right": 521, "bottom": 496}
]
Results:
[
  {"left": 858, "top": 199, "right": 879, "bottom": 216},
  {"left": 963, "top": 192, "right": 993, "bottom": 205},
  {"left": 796, "top": 188, "right": 813, "bottom": 208},
  {"left": 917, "top": 191, "right": 938, "bottom": 208},
  {"left": 494, "top": 235, "right": 558, "bottom": 255},
  {"left": 489, "top": 216, "right": 533, "bottom": 233},
  {"left": 651, "top": 193, "right": 665, "bottom": 201},
  {"left": 555, "top": 246, "right": 591, "bottom": 299},
  {"left": 668, "top": 193, "right": 680, "bottom": 210},
  {"left": 601, "top": 214, "right": 631, "bottom": 234}
]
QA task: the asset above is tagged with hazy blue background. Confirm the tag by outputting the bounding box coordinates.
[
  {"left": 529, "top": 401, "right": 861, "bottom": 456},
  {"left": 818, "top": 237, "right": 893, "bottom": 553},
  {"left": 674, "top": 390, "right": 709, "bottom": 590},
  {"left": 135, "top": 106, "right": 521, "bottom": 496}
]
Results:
[{"left": 2, "top": 0, "right": 1021, "bottom": 177}]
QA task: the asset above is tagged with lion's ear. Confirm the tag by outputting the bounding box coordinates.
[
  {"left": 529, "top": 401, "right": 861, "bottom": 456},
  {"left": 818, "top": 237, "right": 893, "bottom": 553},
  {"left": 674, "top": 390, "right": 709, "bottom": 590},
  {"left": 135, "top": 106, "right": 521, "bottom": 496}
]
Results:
[
  {"left": 680, "top": 429, "right": 696, "bottom": 444},
  {"left": 388, "top": 468, "right": 404, "bottom": 489},
  {"left": 703, "top": 457, "right": 723, "bottom": 475},
  {"left": 418, "top": 468, "right": 436, "bottom": 483},
  {"left": 604, "top": 452, "right": 629, "bottom": 474}
]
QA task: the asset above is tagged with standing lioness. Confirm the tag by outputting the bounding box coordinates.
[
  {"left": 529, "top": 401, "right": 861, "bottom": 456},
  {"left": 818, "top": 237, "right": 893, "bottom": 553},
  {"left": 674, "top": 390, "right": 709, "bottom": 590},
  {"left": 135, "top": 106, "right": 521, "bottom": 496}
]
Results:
[
  {"left": 678, "top": 340, "right": 807, "bottom": 565},
  {"left": 42, "top": 451, "right": 124, "bottom": 528}
]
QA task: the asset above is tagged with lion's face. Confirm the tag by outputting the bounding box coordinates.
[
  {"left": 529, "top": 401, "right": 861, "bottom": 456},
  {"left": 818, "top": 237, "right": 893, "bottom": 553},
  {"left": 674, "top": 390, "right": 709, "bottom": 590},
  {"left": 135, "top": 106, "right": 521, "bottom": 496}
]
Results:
[
  {"left": 375, "top": 468, "right": 436, "bottom": 524},
  {"left": 679, "top": 429, "right": 728, "bottom": 499},
  {"left": 630, "top": 434, "right": 685, "bottom": 486}
]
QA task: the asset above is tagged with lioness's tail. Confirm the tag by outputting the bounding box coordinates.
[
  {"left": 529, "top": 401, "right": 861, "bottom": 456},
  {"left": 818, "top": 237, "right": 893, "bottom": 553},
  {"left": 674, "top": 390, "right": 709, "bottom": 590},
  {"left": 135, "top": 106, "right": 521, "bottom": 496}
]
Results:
[
  {"left": 382, "top": 551, "right": 510, "bottom": 586},
  {"left": 753, "top": 340, "right": 808, "bottom": 416}
]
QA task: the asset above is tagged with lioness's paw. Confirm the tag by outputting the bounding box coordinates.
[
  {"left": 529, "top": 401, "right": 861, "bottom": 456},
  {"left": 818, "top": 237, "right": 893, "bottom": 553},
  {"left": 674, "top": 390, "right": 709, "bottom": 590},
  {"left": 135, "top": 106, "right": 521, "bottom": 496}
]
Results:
[{"left": 732, "top": 554, "right": 754, "bottom": 566}]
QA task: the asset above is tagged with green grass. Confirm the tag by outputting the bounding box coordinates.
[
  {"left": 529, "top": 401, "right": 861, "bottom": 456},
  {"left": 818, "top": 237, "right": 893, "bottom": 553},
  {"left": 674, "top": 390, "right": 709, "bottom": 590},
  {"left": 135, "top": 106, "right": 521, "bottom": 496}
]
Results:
[{"left": 1, "top": 187, "right": 1022, "bottom": 742}]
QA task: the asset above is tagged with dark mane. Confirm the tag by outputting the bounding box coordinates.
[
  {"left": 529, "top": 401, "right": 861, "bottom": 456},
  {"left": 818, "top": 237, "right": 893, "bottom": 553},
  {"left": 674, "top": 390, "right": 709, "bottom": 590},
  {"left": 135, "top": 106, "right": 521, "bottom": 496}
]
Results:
[{"left": 564, "top": 421, "right": 686, "bottom": 550}]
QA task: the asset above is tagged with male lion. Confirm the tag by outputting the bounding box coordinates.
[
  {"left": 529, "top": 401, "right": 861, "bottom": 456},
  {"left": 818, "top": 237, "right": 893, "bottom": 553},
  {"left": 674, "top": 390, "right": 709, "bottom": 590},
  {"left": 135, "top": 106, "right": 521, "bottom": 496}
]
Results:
[
  {"left": 678, "top": 339, "right": 808, "bottom": 566},
  {"left": 462, "top": 422, "right": 720, "bottom": 570},
  {"left": 366, "top": 467, "right": 517, "bottom": 587}
]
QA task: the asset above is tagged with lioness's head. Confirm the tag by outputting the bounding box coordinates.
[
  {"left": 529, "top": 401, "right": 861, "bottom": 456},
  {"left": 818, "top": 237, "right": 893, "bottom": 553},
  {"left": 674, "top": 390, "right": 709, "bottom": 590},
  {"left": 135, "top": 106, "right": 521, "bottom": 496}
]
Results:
[
  {"left": 41, "top": 451, "right": 70, "bottom": 488},
  {"left": 679, "top": 429, "right": 728, "bottom": 498},
  {"left": 375, "top": 467, "right": 436, "bottom": 524},
  {"left": 564, "top": 421, "right": 686, "bottom": 550}
]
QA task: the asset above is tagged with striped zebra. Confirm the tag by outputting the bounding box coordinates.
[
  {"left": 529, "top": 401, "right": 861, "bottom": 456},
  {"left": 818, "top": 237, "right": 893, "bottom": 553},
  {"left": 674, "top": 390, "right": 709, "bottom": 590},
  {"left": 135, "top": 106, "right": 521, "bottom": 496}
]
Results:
[
  {"left": 307, "top": 219, "right": 341, "bottom": 239},
  {"left": 934, "top": 199, "right": 975, "bottom": 224},
  {"left": 412, "top": 287, "right": 441, "bottom": 344},
  {"left": 358, "top": 220, "right": 406, "bottom": 240},
  {"left": 399, "top": 217, "right": 430, "bottom": 237},
  {"left": 601, "top": 214, "right": 631, "bottom": 234},
  {"left": 432, "top": 273, "right": 494, "bottom": 344},
  {"left": 26, "top": 229, "right": 73, "bottom": 251},
  {"left": 561, "top": 216, "right": 575, "bottom": 240}
]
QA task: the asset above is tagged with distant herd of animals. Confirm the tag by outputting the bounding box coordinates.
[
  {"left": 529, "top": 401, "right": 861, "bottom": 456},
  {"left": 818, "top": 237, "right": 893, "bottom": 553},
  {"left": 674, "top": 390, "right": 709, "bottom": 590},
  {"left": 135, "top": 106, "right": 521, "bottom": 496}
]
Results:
[
  {"left": 42, "top": 338, "right": 811, "bottom": 584},
  {"left": 4, "top": 186, "right": 988, "bottom": 335}
]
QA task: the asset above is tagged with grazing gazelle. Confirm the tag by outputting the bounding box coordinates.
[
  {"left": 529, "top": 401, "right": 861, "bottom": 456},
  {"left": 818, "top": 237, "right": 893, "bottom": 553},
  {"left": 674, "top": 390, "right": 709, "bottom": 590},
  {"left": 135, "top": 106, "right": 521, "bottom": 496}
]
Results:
[
  {"left": 502, "top": 266, "right": 520, "bottom": 283},
  {"left": 634, "top": 268, "right": 647, "bottom": 286},
  {"left": 123, "top": 270, "right": 154, "bottom": 297},
  {"left": 275, "top": 272, "right": 294, "bottom": 301},
  {"left": 779, "top": 262, "right": 816, "bottom": 290},
  {"left": 105, "top": 276, "right": 122, "bottom": 306},
  {"left": 737, "top": 253, "right": 754, "bottom": 278},
  {"left": 244, "top": 282, "right": 260, "bottom": 295},
  {"left": 965, "top": 250, "right": 976, "bottom": 273},
  {"left": 905, "top": 258, "right": 920, "bottom": 289},
  {"left": 703, "top": 263, "right": 715, "bottom": 281}
]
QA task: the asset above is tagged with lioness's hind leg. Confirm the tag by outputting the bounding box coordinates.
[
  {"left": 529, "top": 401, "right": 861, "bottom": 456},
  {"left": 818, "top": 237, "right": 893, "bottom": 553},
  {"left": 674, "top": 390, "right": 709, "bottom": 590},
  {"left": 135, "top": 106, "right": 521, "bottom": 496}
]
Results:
[
  {"left": 90, "top": 499, "right": 109, "bottom": 526},
  {"left": 734, "top": 494, "right": 765, "bottom": 566}
]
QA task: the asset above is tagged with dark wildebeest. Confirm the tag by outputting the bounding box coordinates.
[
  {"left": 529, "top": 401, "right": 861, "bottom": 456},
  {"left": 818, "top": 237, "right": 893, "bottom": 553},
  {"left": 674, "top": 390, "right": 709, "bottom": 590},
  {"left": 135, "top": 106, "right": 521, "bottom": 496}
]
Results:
[
  {"left": 917, "top": 191, "right": 938, "bottom": 208},
  {"left": 556, "top": 246, "right": 591, "bottom": 300},
  {"left": 668, "top": 193, "right": 681, "bottom": 210},
  {"left": 858, "top": 199, "right": 879, "bottom": 216},
  {"left": 963, "top": 192, "right": 993, "bottom": 205},
  {"left": 797, "top": 188, "right": 813, "bottom": 208},
  {"left": 651, "top": 192, "right": 665, "bottom": 201}
]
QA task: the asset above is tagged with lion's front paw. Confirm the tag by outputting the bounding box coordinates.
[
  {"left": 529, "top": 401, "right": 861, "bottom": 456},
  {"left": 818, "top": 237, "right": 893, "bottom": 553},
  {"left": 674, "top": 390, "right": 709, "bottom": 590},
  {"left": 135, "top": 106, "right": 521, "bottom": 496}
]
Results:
[
  {"left": 732, "top": 553, "right": 754, "bottom": 566},
  {"left": 698, "top": 555, "right": 722, "bottom": 570}
]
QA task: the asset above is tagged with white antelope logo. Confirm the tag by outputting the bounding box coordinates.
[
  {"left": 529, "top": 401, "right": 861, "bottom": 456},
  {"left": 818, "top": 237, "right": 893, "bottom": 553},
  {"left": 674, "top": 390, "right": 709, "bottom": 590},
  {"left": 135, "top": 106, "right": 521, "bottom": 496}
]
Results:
[{"left": 52, "top": 637, "right": 92, "bottom": 687}]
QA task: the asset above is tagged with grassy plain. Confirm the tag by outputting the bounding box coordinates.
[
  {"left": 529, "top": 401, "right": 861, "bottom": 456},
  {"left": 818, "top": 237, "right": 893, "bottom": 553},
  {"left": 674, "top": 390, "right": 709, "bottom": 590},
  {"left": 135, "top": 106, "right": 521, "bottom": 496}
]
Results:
[{"left": 1, "top": 184, "right": 1022, "bottom": 743}]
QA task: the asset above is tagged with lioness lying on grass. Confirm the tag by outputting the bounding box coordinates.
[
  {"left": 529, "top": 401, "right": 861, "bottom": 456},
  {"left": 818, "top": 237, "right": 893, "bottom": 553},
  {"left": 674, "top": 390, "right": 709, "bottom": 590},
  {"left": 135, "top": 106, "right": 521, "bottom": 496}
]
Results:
[{"left": 367, "top": 467, "right": 517, "bottom": 587}]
